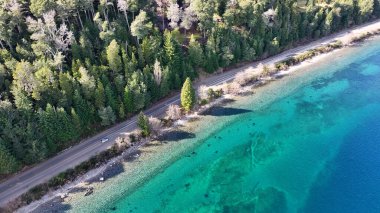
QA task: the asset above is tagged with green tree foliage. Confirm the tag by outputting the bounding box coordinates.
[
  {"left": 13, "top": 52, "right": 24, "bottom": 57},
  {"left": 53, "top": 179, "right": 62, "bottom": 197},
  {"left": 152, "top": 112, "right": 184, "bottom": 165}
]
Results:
[
  {"left": 94, "top": 81, "right": 105, "bottom": 109},
  {"left": 188, "top": 34, "right": 204, "bottom": 68},
  {"left": 0, "top": 142, "right": 20, "bottom": 175},
  {"left": 106, "top": 40, "right": 123, "bottom": 74},
  {"left": 98, "top": 106, "right": 116, "bottom": 126},
  {"left": 137, "top": 111, "right": 150, "bottom": 137},
  {"left": 0, "top": 0, "right": 378, "bottom": 175},
  {"left": 131, "top": 10, "right": 152, "bottom": 43},
  {"left": 180, "top": 77, "right": 196, "bottom": 112},
  {"left": 127, "top": 71, "right": 147, "bottom": 111},
  {"left": 38, "top": 104, "right": 76, "bottom": 151},
  {"left": 163, "top": 30, "right": 184, "bottom": 88},
  {"left": 29, "top": 0, "right": 55, "bottom": 17},
  {"left": 123, "top": 86, "right": 134, "bottom": 113},
  {"left": 358, "top": 0, "right": 375, "bottom": 22}
]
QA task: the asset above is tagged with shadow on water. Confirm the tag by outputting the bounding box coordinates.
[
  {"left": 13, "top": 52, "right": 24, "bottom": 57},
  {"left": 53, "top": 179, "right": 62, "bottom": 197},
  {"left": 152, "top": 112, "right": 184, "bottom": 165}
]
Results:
[
  {"left": 158, "top": 130, "right": 196, "bottom": 142},
  {"left": 201, "top": 106, "right": 252, "bottom": 117}
]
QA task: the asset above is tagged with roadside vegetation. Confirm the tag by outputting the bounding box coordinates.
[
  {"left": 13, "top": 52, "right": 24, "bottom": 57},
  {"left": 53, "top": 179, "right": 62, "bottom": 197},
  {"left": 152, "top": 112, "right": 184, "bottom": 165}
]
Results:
[{"left": 1, "top": 0, "right": 380, "bottom": 177}]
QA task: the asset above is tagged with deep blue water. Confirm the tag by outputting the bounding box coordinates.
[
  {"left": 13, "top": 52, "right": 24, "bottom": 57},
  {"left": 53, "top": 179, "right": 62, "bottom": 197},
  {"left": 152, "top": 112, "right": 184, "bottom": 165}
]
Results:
[
  {"left": 303, "top": 103, "right": 380, "bottom": 213},
  {"left": 301, "top": 49, "right": 380, "bottom": 213}
]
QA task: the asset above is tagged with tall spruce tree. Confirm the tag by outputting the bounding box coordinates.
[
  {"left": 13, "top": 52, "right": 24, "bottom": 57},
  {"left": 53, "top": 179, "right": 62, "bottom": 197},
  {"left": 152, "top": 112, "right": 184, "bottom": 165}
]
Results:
[{"left": 180, "top": 77, "right": 196, "bottom": 112}]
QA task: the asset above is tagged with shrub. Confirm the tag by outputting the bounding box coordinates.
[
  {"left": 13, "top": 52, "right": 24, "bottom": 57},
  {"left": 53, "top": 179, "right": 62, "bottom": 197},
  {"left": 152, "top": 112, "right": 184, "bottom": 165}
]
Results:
[
  {"left": 224, "top": 82, "right": 242, "bottom": 95},
  {"left": 129, "top": 133, "right": 137, "bottom": 143},
  {"left": 275, "top": 62, "right": 289, "bottom": 71},
  {"left": 261, "top": 65, "right": 274, "bottom": 77},
  {"left": 166, "top": 104, "right": 182, "bottom": 120},
  {"left": 148, "top": 116, "right": 163, "bottom": 136},
  {"left": 207, "top": 88, "right": 223, "bottom": 100},
  {"left": 197, "top": 85, "right": 209, "bottom": 100},
  {"left": 234, "top": 71, "right": 251, "bottom": 86},
  {"left": 199, "top": 99, "right": 208, "bottom": 106}
]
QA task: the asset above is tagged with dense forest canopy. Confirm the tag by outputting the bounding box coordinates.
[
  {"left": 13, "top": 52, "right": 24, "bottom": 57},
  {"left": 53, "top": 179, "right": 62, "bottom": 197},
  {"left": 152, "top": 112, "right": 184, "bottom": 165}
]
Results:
[{"left": 0, "top": 0, "right": 379, "bottom": 175}]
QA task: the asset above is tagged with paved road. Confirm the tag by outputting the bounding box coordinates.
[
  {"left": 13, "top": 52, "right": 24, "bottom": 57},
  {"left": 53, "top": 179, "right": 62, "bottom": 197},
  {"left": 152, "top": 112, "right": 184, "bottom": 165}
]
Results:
[{"left": 0, "top": 21, "right": 378, "bottom": 207}]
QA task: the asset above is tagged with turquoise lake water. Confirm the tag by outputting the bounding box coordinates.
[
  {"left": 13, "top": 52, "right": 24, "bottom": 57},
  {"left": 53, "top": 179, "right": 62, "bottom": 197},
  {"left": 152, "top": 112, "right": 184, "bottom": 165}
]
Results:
[{"left": 66, "top": 38, "right": 380, "bottom": 213}]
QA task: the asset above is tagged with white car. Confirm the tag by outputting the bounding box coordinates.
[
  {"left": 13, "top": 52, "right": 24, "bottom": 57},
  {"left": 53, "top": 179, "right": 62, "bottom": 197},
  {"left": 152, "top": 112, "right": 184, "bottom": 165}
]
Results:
[{"left": 101, "top": 138, "right": 109, "bottom": 143}]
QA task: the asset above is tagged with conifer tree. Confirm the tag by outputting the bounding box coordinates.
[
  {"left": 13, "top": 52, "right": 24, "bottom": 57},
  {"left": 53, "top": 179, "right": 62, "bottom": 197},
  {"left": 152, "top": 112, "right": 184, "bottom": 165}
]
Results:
[
  {"left": 137, "top": 111, "right": 150, "bottom": 137},
  {"left": 130, "top": 10, "right": 152, "bottom": 45},
  {"left": 180, "top": 77, "right": 195, "bottom": 112},
  {"left": 124, "top": 86, "right": 134, "bottom": 113},
  {"left": 118, "top": 101, "right": 126, "bottom": 119},
  {"left": 188, "top": 34, "right": 204, "bottom": 68},
  {"left": 98, "top": 106, "right": 116, "bottom": 126},
  {"left": 94, "top": 81, "right": 105, "bottom": 109},
  {"left": 106, "top": 40, "right": 123, "bottom": 74},
  {"left": 71, "top": 108, "right": 82, "bottom": 136},
  {"left": 0, "top": 142, "right": 20, "bottom": 174}
]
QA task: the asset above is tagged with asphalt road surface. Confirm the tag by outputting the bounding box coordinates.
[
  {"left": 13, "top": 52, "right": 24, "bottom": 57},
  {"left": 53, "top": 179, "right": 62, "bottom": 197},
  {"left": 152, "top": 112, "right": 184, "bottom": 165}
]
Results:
[{"left": 0, "top": 22, "right": 377, "bottom": 207}]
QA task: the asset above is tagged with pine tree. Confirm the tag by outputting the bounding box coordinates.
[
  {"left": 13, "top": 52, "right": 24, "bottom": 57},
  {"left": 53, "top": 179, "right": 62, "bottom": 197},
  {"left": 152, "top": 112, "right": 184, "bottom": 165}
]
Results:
[
  {"left": 105, "top": 85, "right": 117, "bottom": 112},
  {"left": 0, "top": 142, "right": 20, "bottom": 174},
  {"left": 71, "top": 108, "right": 82, "bottom": 137},
  {"left": 55, "top": 107, "right": 76, "bottom": 146},
  {"left": 29, "top": 0, "right": 55, "bottom": 17},
  {"left": 94, "top": 81, "right": 105, "bottom": 109},
  {"left": 180, "top": 77, "right": 195, "bottom": 112},
  {"left": 39, "top": 104, "right": 57, "bottom": 152},
  {"left": 98, "top": 106, "right": 116, "bottom": 126},
  {"left": 128, "top": 72, "right": 147, "bottom": 111},
  {"left": 78, "top": 66, "right": 95, "bottom": 100},
  {"left": 58, "top": 72, "right": 74, "bottom": 107},
  {"left": 163, "top": 30, "right": 182, "bottom": 88},
  {"left": 118, "top": 101, "right": 126, "bottom": 119},
  {"left": 73, "top": 90, "right": 92, "bottom": 128},
  {"left": 130, "top": 10, "right": 152, "bottom": 45},
  {"left": 106, "top": 40, "right": 123, "bottom": 74},
  {"left": 124, "top": 86, "right": 134, "bottom": 113},
  {"left": 137, "top": 111, "right": 150, "bottom": 137},
  {"left": 164, "top": 30, "right": 176, "bottom": 64},
  {"left": 188, "top": 34, "right": 204, "bottom": 68},
  {"left": 160, "top": 66, "right": 171, "bottom": 97}
]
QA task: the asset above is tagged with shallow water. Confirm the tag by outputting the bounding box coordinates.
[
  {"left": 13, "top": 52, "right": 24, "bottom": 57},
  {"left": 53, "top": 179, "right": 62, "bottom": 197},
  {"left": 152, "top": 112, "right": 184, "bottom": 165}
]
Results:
[{"left": 65, "top": 38, "right": 380, "bottom": 213}]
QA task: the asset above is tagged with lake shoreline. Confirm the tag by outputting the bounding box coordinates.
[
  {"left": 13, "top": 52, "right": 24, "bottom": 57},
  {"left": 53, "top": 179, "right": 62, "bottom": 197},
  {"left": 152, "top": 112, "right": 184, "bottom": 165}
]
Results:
[{"left": 14, "top": 21, "right": 380, "bottom": 213}]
